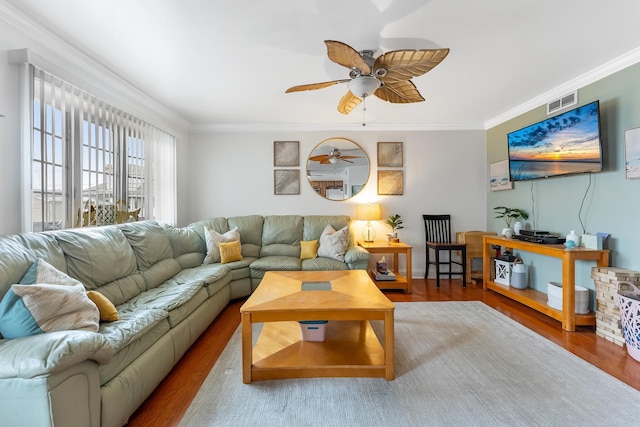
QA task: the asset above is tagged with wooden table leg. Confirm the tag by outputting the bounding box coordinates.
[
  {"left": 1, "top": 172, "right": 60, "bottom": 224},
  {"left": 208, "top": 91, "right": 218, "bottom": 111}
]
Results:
[
  {"left": 384, "top": 310, "right": 395, "bottom": 380},
  {"left": 241, "top": 312, "right": 252, "bottom": 384},
  {"left": 561, "top": 253, "right": 576, "bottom": 332},
  {"left": 405, "top": 248, "right": 412, "bottom": 294}
]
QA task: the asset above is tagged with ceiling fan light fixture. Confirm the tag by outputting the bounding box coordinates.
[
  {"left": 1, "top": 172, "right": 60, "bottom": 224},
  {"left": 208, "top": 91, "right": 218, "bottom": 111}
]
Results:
[{"left": 348, "top": 75, "right": 380, "bottom": 99}]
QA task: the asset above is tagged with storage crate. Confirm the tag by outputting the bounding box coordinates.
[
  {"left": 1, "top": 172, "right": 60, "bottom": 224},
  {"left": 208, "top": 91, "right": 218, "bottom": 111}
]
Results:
[{"left": 299, "top": 320, "right": 328, "bottom": 341}]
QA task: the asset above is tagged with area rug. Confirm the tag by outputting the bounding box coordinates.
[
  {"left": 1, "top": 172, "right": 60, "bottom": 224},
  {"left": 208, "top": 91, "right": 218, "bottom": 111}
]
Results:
[{"left": 179, "top": 302, "right": 640, "bottom": 426}]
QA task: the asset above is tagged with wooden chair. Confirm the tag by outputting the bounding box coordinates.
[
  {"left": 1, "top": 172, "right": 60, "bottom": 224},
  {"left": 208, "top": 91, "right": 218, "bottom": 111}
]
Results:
[
  {"left": 456, "top": 231, "right": 496, "bottom": 284},
  {"left": 423, "top": 214, "right": 467, "bottom": 288}
]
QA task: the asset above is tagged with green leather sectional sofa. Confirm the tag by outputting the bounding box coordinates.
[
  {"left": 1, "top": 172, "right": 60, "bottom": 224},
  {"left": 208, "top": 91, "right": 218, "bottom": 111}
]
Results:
[{"left": 0, "top": 215, "right": 370, "bottom": 427}]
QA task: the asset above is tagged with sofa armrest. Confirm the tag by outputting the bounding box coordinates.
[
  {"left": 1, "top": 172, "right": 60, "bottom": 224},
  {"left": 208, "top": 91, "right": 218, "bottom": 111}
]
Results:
[
  {"left": 0, "top": 330, "right": 113, "bottom": 379},
  {"left": 345, "top": 245, "right": 371, "bottom": 269}
]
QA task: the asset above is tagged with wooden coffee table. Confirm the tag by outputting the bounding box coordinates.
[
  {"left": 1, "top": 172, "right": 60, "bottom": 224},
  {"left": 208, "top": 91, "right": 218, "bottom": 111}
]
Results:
[{"left": 240, "top": 270, "right": 395, "bottom": 384}]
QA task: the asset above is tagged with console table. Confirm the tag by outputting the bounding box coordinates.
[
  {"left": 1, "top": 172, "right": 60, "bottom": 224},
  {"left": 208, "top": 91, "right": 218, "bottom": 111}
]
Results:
[
  {"left": 482, "top": 235, "right": 609, "bottom": 331},
  {"left": 357, "top": 240, "right": 413, "bottom": 293}
]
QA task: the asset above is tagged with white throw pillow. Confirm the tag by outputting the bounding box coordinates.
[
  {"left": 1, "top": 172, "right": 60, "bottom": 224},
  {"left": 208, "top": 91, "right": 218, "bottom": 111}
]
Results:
[
  {"left": 203, "top": 226, "right": 240, "bottom": 264},
  {"left": 317, "top": 224, "right": 349, "bottom": 262}
]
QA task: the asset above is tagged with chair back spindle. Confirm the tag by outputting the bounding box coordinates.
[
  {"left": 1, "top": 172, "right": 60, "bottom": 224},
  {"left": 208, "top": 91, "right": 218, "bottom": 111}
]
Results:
[{"left": 424, "top": 214, "right": 452, "bottom": 244}]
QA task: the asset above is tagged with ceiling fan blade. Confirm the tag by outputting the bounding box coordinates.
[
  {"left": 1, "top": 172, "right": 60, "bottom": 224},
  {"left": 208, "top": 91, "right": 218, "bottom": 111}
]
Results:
[
  {"left": 309, "top": 154, "right": 330, "bottom": 162},
  {"left": 286, "top": 79, "right": 350, "bottom": 93},
  {"left": 339, "top": 158, "right": 354, "bottom": 163},
  {"left": 337, "top": 91, "right": 363, "bottom": 115},
  {"left": 374, "top": 48, "right": 449, "bottom": 83},
  {"left": 325, "top": 40, "right": 371, "bottom": 75},
  {"left": 375, "top": 80, "right": 425, "bottom": 103}
]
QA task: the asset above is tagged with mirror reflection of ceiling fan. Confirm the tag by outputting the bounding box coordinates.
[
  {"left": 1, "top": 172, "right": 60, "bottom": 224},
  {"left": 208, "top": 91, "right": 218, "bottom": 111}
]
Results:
[
  {"left": 309, "top": 148, "right": 359, "bottom": 164},
  {"left": 286, "top": 40, "right": 449, "bottom": 115}
]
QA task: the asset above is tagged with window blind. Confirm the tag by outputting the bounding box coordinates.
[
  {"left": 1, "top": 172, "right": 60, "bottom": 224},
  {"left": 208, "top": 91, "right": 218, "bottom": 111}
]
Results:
[{"left": 30, "top": 66, "right": 176, "bottom": 231}]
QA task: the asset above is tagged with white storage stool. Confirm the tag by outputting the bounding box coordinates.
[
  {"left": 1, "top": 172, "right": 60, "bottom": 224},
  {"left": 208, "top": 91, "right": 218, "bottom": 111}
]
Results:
[{"left": 547, "top": 281, "right": 590, "bottom": 314}]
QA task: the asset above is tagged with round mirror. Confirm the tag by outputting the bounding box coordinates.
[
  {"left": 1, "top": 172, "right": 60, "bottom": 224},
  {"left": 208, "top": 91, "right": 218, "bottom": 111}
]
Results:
[{"left": 307, "top": 137, "right": 370, "bottom": 201}]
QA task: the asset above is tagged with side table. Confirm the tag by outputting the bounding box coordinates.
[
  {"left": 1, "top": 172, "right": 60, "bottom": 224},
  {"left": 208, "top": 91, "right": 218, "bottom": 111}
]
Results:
[{"left": 357, "top": 240, "right": 413, "bottom": 293}]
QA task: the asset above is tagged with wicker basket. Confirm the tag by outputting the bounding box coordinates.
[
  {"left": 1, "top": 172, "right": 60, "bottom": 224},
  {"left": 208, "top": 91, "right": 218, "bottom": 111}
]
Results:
[{"left": 617, "top": 281, "right": 640, "bottom": 362}]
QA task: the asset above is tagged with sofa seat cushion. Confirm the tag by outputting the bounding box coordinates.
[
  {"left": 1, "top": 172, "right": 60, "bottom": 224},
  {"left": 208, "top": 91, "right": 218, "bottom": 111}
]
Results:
[
  {"left": 172, "top": 264, "right": 230, "bottom": 286},
  {"left": 98, "top": 318, "right": 170, "bottom": 385},
  {"left": 204, "top": 273, "right": 232, "bottom": 298},
  {"left": 117, "top": 282, "right": 207, "bottom": 328},
  {"left": 250, "top": 256, "right": 302, "bottom": 274},
  {"left": 301, "top": 257, "right": 349, "bottom": 271},
  {"left": 98, "top": 308, "right": 168, "bottom": 352},
  {"left": 164, "top": 287, "right": 208, "bottom": 328}
]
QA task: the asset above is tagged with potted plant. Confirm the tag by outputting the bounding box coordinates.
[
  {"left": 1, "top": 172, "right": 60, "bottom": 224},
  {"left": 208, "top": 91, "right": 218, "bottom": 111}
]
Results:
[
  {"left": 493, "top": 206, "right": 529, "bottom": 237},
  {"left": 385, "top": 214, "right": 404, "bottom": 242}
]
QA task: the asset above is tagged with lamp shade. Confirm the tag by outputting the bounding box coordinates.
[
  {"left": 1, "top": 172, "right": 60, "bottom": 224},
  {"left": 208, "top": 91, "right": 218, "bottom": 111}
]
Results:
[{"left": 356, "top": 203, "right": 381, "bottom": 221}]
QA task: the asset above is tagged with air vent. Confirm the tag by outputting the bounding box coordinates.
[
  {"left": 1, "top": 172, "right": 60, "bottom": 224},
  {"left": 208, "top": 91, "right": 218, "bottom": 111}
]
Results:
[{"left": 547, "top": 91, "right": 578, "bottom": 115}]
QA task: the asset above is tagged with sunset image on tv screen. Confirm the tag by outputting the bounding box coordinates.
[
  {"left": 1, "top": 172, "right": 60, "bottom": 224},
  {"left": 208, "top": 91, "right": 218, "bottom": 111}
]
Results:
[{"left": 507, "top": 101, "right": 602, "bottom": 180}]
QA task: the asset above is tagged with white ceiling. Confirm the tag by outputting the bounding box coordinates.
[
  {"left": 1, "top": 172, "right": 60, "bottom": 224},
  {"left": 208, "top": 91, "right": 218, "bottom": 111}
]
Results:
[{"left": 7, "top": 0, "right": 640, "bottom": 130}]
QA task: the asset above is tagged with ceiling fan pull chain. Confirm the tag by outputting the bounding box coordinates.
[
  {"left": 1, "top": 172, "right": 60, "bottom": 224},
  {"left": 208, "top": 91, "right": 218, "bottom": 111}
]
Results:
[{"left": 362, "top": 96, "right": 367, "bottom": 126}]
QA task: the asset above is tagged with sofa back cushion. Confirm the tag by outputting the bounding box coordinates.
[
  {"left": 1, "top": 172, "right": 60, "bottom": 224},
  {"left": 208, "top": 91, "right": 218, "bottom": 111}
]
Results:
[
  {"left": 54, "top": 227, "right": 138, "bottom": 290},
  {"left": 303, "top": 215, "right": 352, "bottom": 244},
  {"left": 117, "top": 221, "right": 173, "bottom": 271},
  {"left": 228, "top": 215, "right": 263, "bottom": 258},
  {"left": 261, "top": 215, "right": 303, "bottom": 257},
  {"left": 163, "top": 224, "right": 206, "bottom": 268},
  {"left": 0, "top": 233, "right": 67, "bottom": 301}
]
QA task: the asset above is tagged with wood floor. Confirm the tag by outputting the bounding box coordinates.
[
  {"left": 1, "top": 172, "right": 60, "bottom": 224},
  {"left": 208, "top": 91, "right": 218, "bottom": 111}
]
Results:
[{"left": 127, "top": 278, "right": 640, "bottom": 427}]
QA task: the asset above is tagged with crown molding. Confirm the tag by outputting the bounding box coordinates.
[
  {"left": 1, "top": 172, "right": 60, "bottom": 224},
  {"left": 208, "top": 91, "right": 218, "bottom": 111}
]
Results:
[
  {"left": 484, "top": 46, "right": 640, "bottom": 129},
  {"left": 189, "top": 121, "right": 485, "bottom": 134},
  {"left": 0, "top": 1, "right": 190, "bottom": 135}
]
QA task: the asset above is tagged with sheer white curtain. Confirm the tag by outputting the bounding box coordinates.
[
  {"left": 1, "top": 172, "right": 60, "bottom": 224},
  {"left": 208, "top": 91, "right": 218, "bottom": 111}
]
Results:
[{"left": 146, "top": 126, "right": 177, "bottom": 225}]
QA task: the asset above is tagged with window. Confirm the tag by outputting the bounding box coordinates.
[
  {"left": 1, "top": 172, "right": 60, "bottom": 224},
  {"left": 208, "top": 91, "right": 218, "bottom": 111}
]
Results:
[{"left": 29, "top": 67, "right": 176, "bottom": 231}]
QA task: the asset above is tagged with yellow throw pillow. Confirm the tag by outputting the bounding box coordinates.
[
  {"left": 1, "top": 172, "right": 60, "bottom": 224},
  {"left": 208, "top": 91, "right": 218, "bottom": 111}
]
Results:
[
  {"left": 219, "top": 240, "right": 242, "bottom": 264},
  {"left": 87, "top": 290, "right": 119, "bottom": 322},
  {"left": 300, "top": 240, "right": 319, "bottom": 260}
]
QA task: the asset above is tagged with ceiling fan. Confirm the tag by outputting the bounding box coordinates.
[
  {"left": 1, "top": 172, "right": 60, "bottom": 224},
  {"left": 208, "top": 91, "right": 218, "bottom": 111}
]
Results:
[
  {"left": 309, "top": 147, "right": 359, "bottom": 165},
  {"left": 286, "top": 40, "right": 450, "bottom": 115}
]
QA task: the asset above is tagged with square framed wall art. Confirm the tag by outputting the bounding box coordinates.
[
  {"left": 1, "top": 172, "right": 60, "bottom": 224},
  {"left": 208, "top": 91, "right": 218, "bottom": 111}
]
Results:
[
  {"left": 274, "top": 141, "right": 300, "bottom": 167},
  {"left": 377, "top": 142, "right": 403, "bottom": 167},
  {"left": 377, "top": 170, "right": 403, "bottom": 195},
  {"left": 274, "top": 169, "right": 300, "bottom": 195},
  {"left": 489, "top": 159, "right": 514, "bottom": 191},
  {"left": 624, "top": 127, "right": 640, "bottom": 179}
]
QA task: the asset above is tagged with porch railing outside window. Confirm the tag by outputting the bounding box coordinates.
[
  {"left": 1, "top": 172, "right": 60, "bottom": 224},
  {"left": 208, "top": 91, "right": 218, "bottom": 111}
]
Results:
[{"left": 30, "top": 66, "right": 176, "bottom": 231}]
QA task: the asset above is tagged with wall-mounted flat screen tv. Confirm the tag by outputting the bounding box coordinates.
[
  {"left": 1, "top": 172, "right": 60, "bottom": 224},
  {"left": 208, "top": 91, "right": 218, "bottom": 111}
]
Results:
[{"left": 507, "top": 100, "right": 603, "bottom": 181}]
